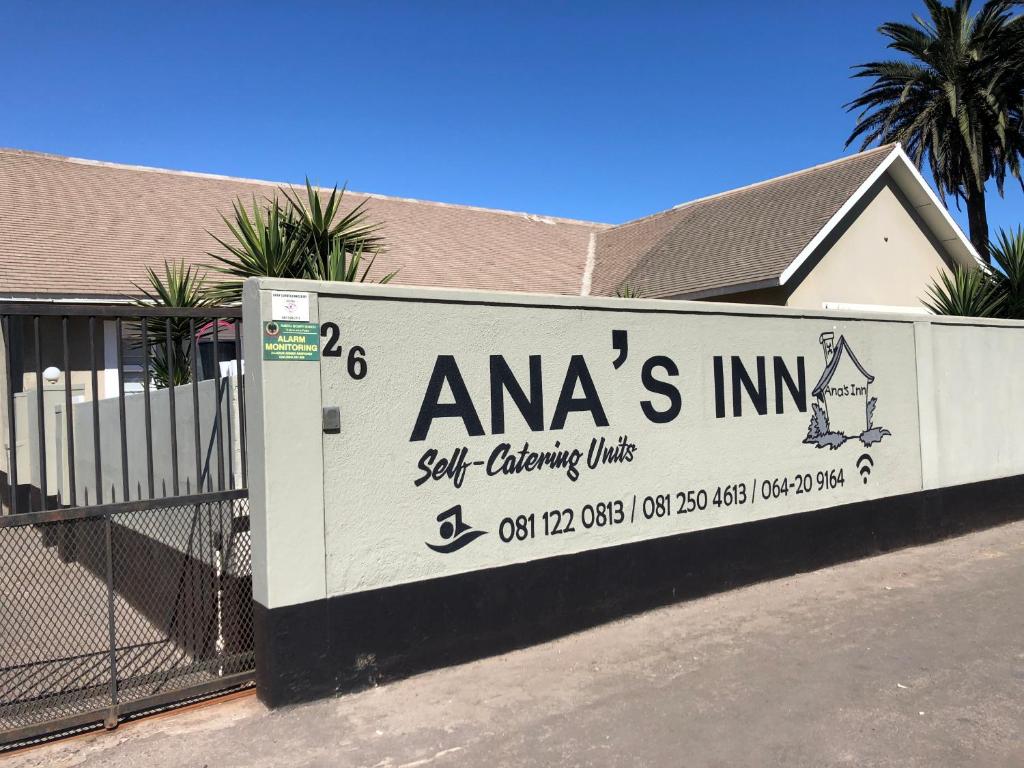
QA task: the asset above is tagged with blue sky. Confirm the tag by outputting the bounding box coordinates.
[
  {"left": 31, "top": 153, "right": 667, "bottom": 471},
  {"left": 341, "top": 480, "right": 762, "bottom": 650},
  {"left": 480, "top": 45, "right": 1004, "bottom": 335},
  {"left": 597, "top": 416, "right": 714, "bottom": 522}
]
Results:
[{"left": 1, "top": 1, "right": 1020, "bottom": 234}]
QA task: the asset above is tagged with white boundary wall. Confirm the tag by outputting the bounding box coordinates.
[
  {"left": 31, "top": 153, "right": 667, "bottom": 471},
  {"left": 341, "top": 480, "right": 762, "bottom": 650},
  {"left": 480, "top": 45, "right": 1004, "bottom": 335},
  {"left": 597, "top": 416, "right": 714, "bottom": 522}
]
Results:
[
  {"left": 242, "top": 278, "right": 1024, "bottom": 611},
  {"left": 18, "top": 377, "right": 241, "bottom": 507}
]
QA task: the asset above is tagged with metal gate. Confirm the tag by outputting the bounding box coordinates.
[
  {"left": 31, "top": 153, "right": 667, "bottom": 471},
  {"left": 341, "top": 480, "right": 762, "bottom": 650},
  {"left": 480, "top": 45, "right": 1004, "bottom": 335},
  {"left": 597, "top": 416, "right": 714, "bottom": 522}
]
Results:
[{"left": 0, "top": 303, "right": 253, "bottom": 749}]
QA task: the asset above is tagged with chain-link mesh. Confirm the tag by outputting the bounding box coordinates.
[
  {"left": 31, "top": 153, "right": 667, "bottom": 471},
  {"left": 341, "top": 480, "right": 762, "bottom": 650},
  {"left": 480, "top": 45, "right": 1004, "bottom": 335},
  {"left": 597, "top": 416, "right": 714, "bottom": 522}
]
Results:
[{"left": 0, "top": 495, "right": 253, "bottom": 747}]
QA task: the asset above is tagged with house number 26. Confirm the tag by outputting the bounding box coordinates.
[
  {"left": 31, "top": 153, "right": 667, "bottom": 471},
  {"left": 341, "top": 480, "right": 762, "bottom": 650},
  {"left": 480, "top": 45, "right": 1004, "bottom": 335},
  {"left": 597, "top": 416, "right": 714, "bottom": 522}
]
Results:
[{"left": 320, "top": 322, "right": 367, "bottom": 380}]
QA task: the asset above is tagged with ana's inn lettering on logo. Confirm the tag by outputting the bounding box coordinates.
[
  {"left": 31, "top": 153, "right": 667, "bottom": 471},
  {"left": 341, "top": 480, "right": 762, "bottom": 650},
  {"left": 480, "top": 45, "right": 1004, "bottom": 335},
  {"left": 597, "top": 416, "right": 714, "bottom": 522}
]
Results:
[{"left": 804, "top": 332, "right": 891, "bottom": 450}]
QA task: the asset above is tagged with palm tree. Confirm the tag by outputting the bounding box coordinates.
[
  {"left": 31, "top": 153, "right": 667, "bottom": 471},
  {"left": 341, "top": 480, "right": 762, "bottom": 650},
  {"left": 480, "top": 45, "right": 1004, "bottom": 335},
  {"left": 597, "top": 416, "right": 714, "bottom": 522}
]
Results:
[
  {"left": 207, "top": 180, "right": 393, "bottom": 303},
  {"left": 846, "top": 0, "right": 1024, "bottom": 260}
]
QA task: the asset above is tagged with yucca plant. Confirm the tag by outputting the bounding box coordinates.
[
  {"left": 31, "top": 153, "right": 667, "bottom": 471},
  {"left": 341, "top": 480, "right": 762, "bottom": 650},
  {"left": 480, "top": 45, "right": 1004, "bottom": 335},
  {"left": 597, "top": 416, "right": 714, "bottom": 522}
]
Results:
[
  {"left": 923, "top": 226, "right": 1024, "bottom": 318},
  {"left": 207, "top": 180, "right": 393, "bottom": 303},
  {"left": 308, "top": 238, "right": 397, "bottom": 284},
  {"left": 131, "top": 260, "right": 214, "bottom": 387},
  {"left": 923, "top": 263, "right": 1004, "bottom": 316},
  {"left": 205, "top": 195, "right": 308, "bottom": 304},
  {"left": 147, "top": 347, "right": 192, "bottom": 389},
  {"left": 281, "top": 180, "right": 386, "bottom": 270},
  {"left": 616, "top": 284, "right": 643, "bottom": 298}
]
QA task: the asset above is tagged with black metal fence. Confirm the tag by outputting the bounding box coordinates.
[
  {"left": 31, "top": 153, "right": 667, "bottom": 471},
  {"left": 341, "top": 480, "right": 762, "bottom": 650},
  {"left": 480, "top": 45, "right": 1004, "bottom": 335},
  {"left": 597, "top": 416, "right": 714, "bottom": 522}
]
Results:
[
  {"left": 0, "top": 303, "right": 247, "bottom": 514},
  {"left": 0, "top": 302, "right": 253, "bottom": 749},
  {"left": 0, "top": 491, "right": 252, "bottom": 747}
]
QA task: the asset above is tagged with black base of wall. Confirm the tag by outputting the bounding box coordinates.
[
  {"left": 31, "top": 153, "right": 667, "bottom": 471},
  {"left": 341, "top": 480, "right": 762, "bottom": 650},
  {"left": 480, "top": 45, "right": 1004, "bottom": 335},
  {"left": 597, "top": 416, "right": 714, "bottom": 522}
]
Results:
[{"left": 254, "top": 475, "right": 1024, "bottom": 708}]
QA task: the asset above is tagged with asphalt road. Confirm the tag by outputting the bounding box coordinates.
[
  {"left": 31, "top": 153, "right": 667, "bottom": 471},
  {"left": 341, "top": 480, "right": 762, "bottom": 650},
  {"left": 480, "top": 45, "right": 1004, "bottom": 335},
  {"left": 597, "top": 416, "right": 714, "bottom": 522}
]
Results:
[{"left": 12, "top": 519, "right": 1024, "bottom": 768}]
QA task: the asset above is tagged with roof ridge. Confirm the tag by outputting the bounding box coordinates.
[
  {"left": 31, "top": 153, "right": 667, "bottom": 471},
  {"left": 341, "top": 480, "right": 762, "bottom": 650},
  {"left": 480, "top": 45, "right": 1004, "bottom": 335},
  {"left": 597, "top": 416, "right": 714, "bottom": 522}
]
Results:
[
  {"left": 608, "top": 144, "right": 902, "bottom": 297},
  {"left": 610, "top": 144, "right": 899, "bottom": 231},
  {"left": 0, "top": 147, "right": 611, "bottom": 229}
]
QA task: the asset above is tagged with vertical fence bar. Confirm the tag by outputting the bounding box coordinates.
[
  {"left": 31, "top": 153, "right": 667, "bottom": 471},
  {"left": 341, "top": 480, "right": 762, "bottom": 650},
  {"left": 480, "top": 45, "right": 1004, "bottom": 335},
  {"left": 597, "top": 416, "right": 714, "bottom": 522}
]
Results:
[
  {"left": 3, "top": 316, "right": 19, "bottom": 515},
  {"left": 190, "top": 319, "right": 203, "bottom": 493},
  {"left": 214, "top": 498, "right": 223, "bottom": 671},
  {"left": 141, "top": 321, "right": 154, "bottom": 499},
  {"left": 90, "top": 317, "right": 102, "bottom": 505},
  {"left": 62, "top": 316, "right": 77, "bottom": 508},
  {"left": 190, "top": 319, "right": 212, "bottom": 655},
  {"left": 33, "top": 317, "right": 48, "bottom": 510},
  {"left": 115, "top": 318, "right": 129, "bottom": 502},
  {"left": 166, "top": 319, "right": 180, "bottom": 496},
  {"left": 103, "top": 512, "right": 119, "bottom": 724},
  {"left": 212, "top": 321, "right": 225, "bottom": 491},
  {"left": 211, "top": 322, "right": 226, "bottom": 669},
  {"left": 233, "top": 323, "right": 247, "bottom": 489}
]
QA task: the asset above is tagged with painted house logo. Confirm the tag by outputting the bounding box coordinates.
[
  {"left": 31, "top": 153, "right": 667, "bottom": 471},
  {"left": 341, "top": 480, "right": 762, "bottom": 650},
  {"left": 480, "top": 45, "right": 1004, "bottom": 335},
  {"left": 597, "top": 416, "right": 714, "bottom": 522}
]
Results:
[{"left": 804, "top": 332, "right": 891, "bottom": 450}]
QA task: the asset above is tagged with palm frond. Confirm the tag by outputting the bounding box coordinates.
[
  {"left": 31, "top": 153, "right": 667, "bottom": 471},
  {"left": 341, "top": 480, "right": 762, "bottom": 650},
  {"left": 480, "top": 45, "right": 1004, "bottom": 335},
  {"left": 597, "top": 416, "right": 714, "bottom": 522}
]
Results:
[
  {"left": 846, "top": 0, "right": 1024, "bottom": 257},
  {"left": 988, "top": 226, "right": 1024, "bottom": 318}
]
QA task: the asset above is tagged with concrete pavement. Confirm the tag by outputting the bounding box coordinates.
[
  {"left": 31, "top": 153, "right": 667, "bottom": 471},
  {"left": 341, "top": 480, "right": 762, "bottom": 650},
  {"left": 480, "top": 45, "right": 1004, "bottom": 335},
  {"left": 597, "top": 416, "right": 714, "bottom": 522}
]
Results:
[{"left": 11, "top": 519, "right": 1024, "bottom": 767}]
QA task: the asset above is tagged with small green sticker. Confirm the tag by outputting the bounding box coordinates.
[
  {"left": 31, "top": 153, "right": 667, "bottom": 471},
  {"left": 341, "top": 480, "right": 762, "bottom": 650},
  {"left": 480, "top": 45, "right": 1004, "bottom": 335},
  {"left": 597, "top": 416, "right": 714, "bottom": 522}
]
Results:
[{"left": 263, "top": 321, "right": 320, "bottom": 361}]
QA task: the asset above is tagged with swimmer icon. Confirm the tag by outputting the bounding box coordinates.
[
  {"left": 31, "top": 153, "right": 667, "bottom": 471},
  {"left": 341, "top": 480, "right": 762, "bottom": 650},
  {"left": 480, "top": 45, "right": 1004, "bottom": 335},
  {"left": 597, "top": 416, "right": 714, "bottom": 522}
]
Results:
[{"left": 426, "top": 505, "right": 486, "bottom": 554}]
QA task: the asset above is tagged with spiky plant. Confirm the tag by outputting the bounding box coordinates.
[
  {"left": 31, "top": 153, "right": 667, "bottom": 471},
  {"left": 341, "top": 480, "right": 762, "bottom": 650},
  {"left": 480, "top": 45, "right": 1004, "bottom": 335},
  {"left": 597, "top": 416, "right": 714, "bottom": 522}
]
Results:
[
  {"left": 308, "top": 238, "right": 396, "bottom": 284},
  {"left": 205, "top": 195, "right": 309, "bottom": 304},
  {"left": 207, "top": 181, "right": 393, "bottom": 303},
  {"left": 616, "top": 284, "right": 643, "bottom": 298},
  {"left": 280, "top": 180, "right": 386, "bottom": 273},
  {"left": 132, "top": 261, "right": 214, "bottom": 387},
  {"left": 988, "top": 226, "right": 1024, "bottom": 318},
  {"left": 146, "top": 347, "right": 191, "bottom": 389},
  {"left": 846, "top": 0, "right": 1024, "bottom": 259},
  {"left": 923, "top": 263, "right": 1005, "bottom": 316},
  {"left": 923, "top": 226, "right": 1024, "bottom": 318}
]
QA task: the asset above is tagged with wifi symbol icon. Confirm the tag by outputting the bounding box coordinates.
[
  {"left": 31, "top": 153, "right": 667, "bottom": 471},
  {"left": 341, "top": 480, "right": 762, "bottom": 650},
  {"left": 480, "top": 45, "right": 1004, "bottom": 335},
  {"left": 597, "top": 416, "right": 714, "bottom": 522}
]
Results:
[{"left": 856, "top": 453, "right": 874, "bottom": 484}]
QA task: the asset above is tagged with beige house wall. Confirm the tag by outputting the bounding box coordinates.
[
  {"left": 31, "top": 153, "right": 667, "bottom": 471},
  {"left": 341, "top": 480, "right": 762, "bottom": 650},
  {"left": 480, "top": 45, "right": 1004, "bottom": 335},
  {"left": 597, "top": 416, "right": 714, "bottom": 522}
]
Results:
[{"left": 784, "top": 183, "right": 955, "bottom": 312}]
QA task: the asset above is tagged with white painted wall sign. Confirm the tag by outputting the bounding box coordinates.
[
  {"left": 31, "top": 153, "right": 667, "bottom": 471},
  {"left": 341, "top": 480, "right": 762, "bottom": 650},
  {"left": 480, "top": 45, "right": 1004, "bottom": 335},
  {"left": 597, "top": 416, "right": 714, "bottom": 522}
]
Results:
[
  {"left": 242, "top": 279, "right": 1024, "bottom": 708},
  {"left": 316, "top": 291, "right": 923, "bottom": 596}
]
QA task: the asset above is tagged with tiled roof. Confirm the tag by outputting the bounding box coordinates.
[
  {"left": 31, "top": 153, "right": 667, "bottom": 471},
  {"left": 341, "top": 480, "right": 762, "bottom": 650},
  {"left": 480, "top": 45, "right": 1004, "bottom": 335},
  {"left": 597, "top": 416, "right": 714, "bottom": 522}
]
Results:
[
  {"left": 590, "top": 145, "right": 896, "bottom": 298},
  {"left": 0, "top": 149, "right": 604, "bottom": 298},
  {"left": 0, "top": 145, "right": 900, "bottom": 301}
]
